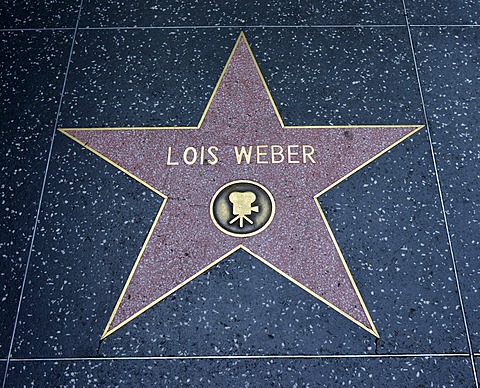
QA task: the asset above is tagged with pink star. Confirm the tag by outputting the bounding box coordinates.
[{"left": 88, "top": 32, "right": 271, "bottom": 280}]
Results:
[{"left": 61, "top": 33, "right": 421, "bottom": 339}]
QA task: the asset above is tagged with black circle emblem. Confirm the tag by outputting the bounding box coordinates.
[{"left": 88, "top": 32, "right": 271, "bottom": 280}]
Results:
[{"left": 210, "top": 180, "right": 275, "bottom": 238}]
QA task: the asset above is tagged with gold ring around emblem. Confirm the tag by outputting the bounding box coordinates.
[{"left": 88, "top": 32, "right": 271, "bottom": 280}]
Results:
[{"left": 210, "top": 180, "right": 275, "bottom": 238}]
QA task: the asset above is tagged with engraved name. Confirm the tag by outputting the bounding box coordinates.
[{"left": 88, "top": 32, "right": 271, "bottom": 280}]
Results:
[{"left": 166, "top": 145, "right": 316, "bottom": 166}]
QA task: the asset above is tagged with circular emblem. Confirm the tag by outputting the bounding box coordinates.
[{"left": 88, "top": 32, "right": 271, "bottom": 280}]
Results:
[{"left": 210, "top": 180, "right": 275, "bottom": 238}]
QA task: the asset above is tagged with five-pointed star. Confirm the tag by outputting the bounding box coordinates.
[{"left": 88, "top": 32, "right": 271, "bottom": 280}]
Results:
[{"left": 60, "top": 33, "right": 422, "bottom": 339}]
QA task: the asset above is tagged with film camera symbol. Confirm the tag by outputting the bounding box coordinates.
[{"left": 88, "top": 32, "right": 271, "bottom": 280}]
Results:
[
  {"left": 210, "top": 180, "right": 275, "bottom": 238},
  {"left": 228, "top": 191, "right": 259, "bottom": 228}
]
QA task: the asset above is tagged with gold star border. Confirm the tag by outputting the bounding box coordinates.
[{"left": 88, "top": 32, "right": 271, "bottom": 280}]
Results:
[{"left": 59, "top": 32, "right": 423, "bottom": 339}]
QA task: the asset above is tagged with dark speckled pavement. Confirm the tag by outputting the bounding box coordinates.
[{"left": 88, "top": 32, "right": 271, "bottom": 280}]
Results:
[{"left": 1, "top": 1, "right": 479, "bottom": 386}]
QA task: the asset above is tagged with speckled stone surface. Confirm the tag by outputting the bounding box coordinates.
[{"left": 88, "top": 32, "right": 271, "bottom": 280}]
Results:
[
  {"left": 11, "top": 135, "right": 163, "bottom": 358},
  {"left": 405, "top": 0, "right": 480, "bottom": 25},
  {"left": 59, "top": 29, "right": 236, "bottom": 128},
  {"left": 59, "top": 28, "right": 425, "bottom": 128},
  {"left": 2, "top": 2, "right": 480, "bottom": 387},
  {"left": 0, "top": 31, "right": 72, "bottom": 358},
  {"left": 6, "top": 357, "right": 475, "bottom": 386},
  {"left": 320, "top": 129, "right": 468, "bottom": 354},
  {"left": 0, "top": 0, "right": 81, "bottom": 29},
  {"left": 246, "top": 28, "right": 424, "bottom": 126},
  {"left": 13, "top": 248, "right": 376, "bottom": 358},
  {"left": 412, "top": 27, "right": 480, "bottom": 354},
  {"left": 79, "top": 0, "right": 406, "bottom": 28}
]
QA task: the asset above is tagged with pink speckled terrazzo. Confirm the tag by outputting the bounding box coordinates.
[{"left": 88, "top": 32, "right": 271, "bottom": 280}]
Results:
[{"left": 64, "top": 34, "right": 420, "bottom": 338}]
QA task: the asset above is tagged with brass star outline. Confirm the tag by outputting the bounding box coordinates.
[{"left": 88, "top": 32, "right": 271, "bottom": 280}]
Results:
[{"left": 60, "top": 32, "right": 423, "bottom": 339}]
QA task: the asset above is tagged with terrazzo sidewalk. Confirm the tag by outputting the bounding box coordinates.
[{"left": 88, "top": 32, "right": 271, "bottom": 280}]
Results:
[{"left": 1, "top": 0, "right": 479, "bottom": 386}]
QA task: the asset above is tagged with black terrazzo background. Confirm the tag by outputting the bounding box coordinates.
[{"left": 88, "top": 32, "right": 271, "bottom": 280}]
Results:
[
  {"left": 97, "top": 249, "right": 375, "bottom": 358},
  {"left": 1, "top": 0, "right": 479, "bottom": 386},
  {"left": 0, "top": 0, "right": 80, "bottom": 29},
  {"left": 412, "top": 27, "right": 480, "bottom": 354},
  {"left": 5, "top": 357, "right": 475, "bottom": 386},
  {"left": 320, "top": 129, "right": 468, "bottom": 354},
  {"left": 405, "top": 0, "right": 480, "bottom": 25},
  {"left": 0, "top": 31, "right": 72, "bottom": 359},
  {"left": 11, "top": 136, "right": 164, "bottom": 358},
  {"left": 79, "top": 0, "right": 406, "bottom": 28},
  {"left": 59, "top": 29, "right": 235, "bottom": 128},
  {"left": 246, "top": 28, "right": 424, "bottom": 126},
  {"left": 59, "top": 27, "right": 425, "bottom": 128}
]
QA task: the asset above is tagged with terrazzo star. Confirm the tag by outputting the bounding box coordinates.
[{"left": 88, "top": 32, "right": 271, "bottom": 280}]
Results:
[{"left": 60, "top": 33, "right": 422, "bottom": 339}]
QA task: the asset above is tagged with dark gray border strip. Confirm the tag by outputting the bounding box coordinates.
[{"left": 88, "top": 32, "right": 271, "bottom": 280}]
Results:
[
  {"left": 6, "top": 353, "right": 473, "bottom": 362},
  {"left": 402, "top": 1, "right": 479, "bottom": 387},
  {"left": 0, "top": 27, "right": 76, "bottom": 32},
  {"left": 1, "top": 1, "right": 85, "bottom": 387},
  {"left": 0, "top": 24, "right": 405, "bottom": 33},
  {"left": 411, "top": 24, "right": 480, "bottom": 27},
  {"left": 2, "top": 24, "right": 480, "bottom": 33}
]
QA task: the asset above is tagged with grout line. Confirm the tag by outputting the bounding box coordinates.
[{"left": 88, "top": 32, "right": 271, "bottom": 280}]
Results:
[
  {"left": 1, "top": 25, "right": 400, "bottom": 33},
  {"left": 75, "top": 24, "right": 407, "bottom": 30},
  {"left": 6, "top": 353, "right": 472, "bottom": 363},
  {"left": 1, "top": 2, "right": 85, "bottom": 388},
  {"left": 410, "top": 24, "right": 480, "bottom": 28},
  {"left": 1, "top": 24, "right": 479, "bottom": 34},
  {"left": 0, "top": 27, "right": 76, "bottom": 32},
  {"left": 402, "top": 1, "right": 479, "bottom": 387}
]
